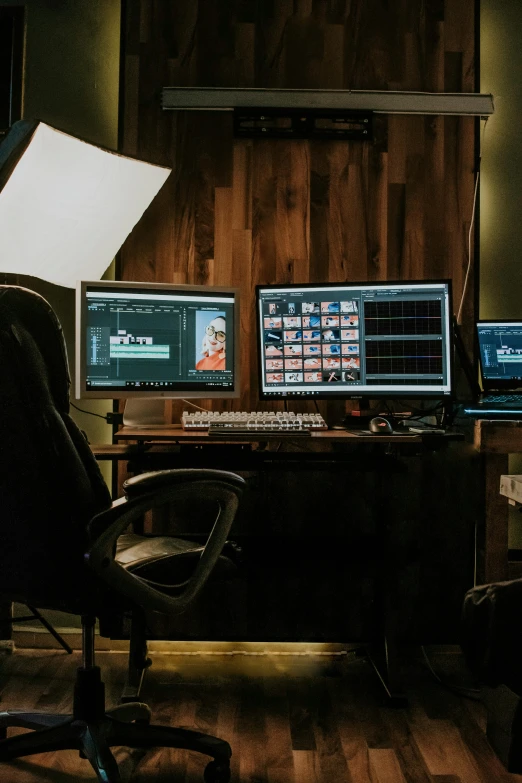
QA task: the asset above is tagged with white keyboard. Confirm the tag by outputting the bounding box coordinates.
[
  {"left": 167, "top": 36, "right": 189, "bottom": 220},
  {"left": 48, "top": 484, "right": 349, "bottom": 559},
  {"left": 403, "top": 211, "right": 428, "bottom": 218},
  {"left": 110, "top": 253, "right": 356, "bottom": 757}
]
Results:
[{"left": 181, "top": 411, "right": 328, "bottom": 431}]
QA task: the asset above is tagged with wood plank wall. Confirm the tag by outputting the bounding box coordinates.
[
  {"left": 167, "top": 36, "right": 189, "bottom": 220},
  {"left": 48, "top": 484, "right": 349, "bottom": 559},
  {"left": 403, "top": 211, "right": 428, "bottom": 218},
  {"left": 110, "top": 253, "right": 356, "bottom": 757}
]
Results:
[{"left": 119, "top": 0, "right": 477, "bottom": 417}]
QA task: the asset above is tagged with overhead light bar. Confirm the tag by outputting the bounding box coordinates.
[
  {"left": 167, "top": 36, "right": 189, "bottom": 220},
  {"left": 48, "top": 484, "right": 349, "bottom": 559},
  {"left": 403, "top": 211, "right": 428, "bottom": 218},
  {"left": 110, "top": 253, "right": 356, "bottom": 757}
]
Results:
[{"left": 162, "top": 87, "right": 494, "bottom": 117}]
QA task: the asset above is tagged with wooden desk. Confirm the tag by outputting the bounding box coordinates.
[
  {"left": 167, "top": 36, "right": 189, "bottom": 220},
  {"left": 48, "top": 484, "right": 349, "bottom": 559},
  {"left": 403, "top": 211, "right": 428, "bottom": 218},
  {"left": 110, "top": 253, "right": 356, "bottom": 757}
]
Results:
[
  {"left": 113, "top": 425, "right": 422, "bottom": 444},
  {"left": 96, "top": 424, "right": 466, "bottom": 704},
  {"left": 474, "top": 419, "right": 522, "bottom": 582}
]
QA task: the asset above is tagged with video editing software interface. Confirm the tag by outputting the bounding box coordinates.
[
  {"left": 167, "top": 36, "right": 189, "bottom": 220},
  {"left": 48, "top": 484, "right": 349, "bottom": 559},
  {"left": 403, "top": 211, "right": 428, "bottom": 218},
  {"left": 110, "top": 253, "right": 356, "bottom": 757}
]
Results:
[
  {"left": 80, "top": 284, "right": 237, "bottom": 396},
  {"left": 477, "top": 322, "right": 522, "bottom": 383},
  {"left": 257, "top": 281, "right": 452, "bottom": 398}
]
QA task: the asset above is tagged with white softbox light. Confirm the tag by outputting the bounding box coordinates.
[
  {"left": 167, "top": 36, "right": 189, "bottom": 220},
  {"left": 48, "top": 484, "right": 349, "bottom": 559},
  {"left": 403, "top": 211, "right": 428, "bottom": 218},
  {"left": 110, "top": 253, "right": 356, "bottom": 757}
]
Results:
[{"left": 0, "top": 121, "right": 171, "bottom": 288}]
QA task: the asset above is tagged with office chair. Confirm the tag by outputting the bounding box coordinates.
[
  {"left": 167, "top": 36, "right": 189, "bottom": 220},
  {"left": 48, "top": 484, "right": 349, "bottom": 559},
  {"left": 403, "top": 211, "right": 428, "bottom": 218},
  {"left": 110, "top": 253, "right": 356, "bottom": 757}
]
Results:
[{"left": 0, "top": 284, "right": 245, "bottom": 782}]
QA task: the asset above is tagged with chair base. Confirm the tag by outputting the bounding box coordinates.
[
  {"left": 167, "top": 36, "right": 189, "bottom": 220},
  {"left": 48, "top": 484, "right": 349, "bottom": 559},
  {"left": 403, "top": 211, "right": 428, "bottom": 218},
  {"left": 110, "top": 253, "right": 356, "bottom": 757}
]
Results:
[
  {"left": 120, "top": 608, "right": 152, "bottom": 703},
  {"left": 0, "top": 706, "right": 231, "bottom": 782},
  {"left": 0, "top": 675, "right": 231, "bottom": 783}
]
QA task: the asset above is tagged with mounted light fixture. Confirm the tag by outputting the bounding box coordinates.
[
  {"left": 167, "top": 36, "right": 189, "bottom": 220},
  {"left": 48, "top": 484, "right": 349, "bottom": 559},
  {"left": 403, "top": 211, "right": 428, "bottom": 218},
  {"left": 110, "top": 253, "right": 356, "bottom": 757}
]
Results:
[
  {"left": 162, "top": 87, "right": 494, "bottom": 117},
  {"left": 0, "top": 121, "right": 171, "bottom": 288}
]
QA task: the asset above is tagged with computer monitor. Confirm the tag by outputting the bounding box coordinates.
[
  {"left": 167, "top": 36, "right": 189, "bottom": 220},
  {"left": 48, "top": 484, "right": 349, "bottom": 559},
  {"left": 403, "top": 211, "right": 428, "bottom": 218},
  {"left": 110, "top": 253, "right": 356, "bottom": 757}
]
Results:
[
  {"left": 256, "top": 280, "right": 453, "bottom": 400},
  {"left": 76, "top": 280, "right": 240, "bottom": 404},
  {"left": 477, "top": 321, "right": 522, "bottom": 385}
]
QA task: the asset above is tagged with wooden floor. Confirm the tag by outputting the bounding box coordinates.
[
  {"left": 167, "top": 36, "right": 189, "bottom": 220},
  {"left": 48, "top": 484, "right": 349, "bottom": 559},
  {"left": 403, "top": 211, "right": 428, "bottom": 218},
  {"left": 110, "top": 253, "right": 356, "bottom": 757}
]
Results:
[{"left": 0, "top": 646, "right": 520, "bottom": 782}]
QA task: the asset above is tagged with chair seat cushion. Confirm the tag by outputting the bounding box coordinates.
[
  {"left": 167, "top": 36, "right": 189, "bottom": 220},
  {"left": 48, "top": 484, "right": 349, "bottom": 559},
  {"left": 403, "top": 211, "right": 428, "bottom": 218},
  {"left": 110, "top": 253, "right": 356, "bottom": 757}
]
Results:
[{"left": 115, "top": 533, "right": 236, "bottom": 586}]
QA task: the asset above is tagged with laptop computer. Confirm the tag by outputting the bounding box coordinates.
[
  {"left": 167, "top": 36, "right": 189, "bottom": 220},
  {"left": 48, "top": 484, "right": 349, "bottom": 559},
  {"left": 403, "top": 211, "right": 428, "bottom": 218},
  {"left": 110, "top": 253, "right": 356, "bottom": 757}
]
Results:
[{"left": 462, "top": 320, "right": 522, "bottom": 418}]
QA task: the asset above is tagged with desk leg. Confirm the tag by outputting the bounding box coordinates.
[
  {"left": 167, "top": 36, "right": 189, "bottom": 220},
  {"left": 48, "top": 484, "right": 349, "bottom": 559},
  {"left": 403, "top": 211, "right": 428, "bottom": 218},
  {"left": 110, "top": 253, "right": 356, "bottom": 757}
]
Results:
[
  {"left": 481, "top": 453, "right": 509, "bottom": 584},
  {"left": 364, "top": 565, "right": 408, "bottom": 706},
  {"left": 364, "top": 463, "right": 408, "bottom": 706},
  {"left": 365, "top": 641, "right": 407, "bottom": 707},
  {"left": 121, "top": 611, "right": 152, "bottom": 704}
]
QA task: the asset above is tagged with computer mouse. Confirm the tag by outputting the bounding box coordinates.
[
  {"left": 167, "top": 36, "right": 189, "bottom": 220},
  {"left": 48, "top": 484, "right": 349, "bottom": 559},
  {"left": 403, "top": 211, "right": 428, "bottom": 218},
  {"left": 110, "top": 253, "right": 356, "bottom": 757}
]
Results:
[{"left": 369, "top": 416, "right": 394, "bottom": 435}]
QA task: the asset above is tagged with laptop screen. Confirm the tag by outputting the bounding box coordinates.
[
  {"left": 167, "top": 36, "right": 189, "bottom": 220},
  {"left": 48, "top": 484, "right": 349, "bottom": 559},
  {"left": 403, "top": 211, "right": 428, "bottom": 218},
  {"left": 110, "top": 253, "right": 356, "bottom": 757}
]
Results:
[{"left": 477, "top": 321, "right": 522, "bottom": 387}]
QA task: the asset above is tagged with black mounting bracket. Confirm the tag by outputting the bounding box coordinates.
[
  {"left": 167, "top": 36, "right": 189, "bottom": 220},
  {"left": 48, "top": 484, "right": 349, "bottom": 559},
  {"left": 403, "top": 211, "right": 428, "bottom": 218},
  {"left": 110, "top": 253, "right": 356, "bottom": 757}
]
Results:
[{"left": 233, "top": 107, "right": 373, "bottom": 141}]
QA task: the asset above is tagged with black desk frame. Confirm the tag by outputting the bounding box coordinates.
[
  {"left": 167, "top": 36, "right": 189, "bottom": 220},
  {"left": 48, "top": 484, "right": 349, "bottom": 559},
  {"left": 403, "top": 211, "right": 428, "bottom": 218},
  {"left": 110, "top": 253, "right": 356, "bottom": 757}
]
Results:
[{"left": 96, "top": 426, "right": 458, "bottom": 704}]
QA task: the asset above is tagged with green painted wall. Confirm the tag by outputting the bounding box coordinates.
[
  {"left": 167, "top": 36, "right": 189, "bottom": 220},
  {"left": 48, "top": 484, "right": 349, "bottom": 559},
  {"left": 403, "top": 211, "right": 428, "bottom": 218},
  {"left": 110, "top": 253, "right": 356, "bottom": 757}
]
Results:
[
  {"left": 480, "top": 0, "right": 522, "bottom": 547},
  {"left": 0, "top": 0, "right": 121, "bottom": 461},
  {"left": 480, "top": 0, "right": 522, "bottom": 319}
]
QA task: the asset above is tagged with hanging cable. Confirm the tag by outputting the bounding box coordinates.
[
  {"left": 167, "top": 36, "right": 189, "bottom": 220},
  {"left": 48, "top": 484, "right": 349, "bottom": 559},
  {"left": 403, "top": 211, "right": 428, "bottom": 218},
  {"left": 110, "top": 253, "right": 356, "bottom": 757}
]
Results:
[
  {"left": 181, "top": 398, "right": 209, "bottom": 412},
  {"left": 457, "top": 117, "right": 488, "bottom": 325},
  {"left": 420, "top": 645, "right": 482, "bottom": 701},
  {"left": 70, "top": 401, "right": 109, "bottom": 421}
]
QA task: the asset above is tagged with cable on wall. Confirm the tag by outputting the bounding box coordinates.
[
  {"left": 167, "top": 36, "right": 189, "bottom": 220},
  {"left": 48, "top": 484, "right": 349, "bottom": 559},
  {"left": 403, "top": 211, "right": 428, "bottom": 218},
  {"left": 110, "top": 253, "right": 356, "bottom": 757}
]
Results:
[{"left": 456, "top": 117, "right": 489, "bottom": 325}]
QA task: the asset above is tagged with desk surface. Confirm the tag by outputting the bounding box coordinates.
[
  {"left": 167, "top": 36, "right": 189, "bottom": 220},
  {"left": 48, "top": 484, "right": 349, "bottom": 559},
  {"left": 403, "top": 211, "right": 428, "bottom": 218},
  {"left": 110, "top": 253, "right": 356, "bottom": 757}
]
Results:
[{"left": 114, "top": 424, "right": 423, "bottom": 444}]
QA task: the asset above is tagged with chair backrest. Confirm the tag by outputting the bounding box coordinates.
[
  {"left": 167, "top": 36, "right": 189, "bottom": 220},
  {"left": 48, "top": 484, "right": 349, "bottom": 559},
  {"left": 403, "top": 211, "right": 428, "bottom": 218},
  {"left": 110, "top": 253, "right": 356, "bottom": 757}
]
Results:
[{"left": 0, "top": 285, "right": 112, "bottom": 607}]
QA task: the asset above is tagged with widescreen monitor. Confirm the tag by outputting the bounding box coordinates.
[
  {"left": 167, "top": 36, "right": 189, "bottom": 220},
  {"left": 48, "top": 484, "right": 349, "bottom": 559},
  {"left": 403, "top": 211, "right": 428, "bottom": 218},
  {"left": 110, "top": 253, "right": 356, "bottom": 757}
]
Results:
[
  {"left": 76, "top": 280, "right": 240, "bottom": 400},
  {"left": 256, "top": 280, "right": 453, "bottom": 400}
]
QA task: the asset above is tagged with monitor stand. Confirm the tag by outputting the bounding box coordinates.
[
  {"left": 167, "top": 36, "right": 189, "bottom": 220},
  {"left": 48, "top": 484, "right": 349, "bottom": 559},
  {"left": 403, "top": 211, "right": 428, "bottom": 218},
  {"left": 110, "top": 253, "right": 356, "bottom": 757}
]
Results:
[{"left": 123, "top": 399, "right": 168, "bottom": 428}]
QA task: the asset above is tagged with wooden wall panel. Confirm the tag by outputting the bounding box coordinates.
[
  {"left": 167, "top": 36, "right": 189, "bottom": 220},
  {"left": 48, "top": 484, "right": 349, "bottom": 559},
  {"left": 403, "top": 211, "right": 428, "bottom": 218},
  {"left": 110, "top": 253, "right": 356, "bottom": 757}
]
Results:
[{"left": 120, "top": 0, "right": 477, "bottom": 415}]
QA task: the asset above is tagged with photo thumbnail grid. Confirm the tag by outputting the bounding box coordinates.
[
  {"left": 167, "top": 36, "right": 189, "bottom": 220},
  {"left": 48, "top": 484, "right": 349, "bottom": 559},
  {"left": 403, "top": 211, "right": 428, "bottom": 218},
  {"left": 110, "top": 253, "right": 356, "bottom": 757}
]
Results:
[{"left": 264, "top": 298, "right": 360, "bottom": 384}]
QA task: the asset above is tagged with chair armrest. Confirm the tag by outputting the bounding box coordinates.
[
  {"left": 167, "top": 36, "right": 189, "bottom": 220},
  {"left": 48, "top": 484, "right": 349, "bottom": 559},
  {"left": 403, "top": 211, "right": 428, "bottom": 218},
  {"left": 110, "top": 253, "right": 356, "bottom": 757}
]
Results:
[
  {"left": 85, "top": 469, "right": 244, "bottom": 615},
  {"left": 123, "top": 467, "right": 245, "bottom": 496}
]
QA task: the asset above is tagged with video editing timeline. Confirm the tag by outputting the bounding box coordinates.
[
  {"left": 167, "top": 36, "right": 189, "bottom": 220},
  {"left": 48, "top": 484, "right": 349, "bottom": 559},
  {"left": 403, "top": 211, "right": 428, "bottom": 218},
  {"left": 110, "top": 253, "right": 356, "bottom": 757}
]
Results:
[
  {"left": 477, "top": 322, "right": 522, "bottom": 380},
  {"left": 257, "top": 282, "right": 452, "bottom": 398},
  {"left": 83, "top": 287, "right": 236, "bottom": 394}
]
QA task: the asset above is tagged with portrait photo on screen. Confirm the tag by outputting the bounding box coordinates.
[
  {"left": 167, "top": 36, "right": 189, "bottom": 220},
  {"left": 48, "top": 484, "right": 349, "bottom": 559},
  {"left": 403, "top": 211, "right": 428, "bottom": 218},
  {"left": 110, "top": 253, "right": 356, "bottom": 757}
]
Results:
[
  {"left": 340, "top": 315, "right": 359, "bottom": 327},
  {"left": 342, "top": 357, "right": 360, "bottom": 369},
  {"left": 322, "top": 316, "right": 339, "bottom": 327},
  {"left": 322, "top": 343, "right": 340, "bottom": 355},
  {"left": 321, "top": 301, "right": 340, "bottom": 313},
  {"left": 323, "top": 357, "right": 340, "bottom": 370},
  {"left": 283, "top": 316, "right": 301, "bottom": 328},
  {"left": 322, "top": 329, "right": 340, "bottom": 342},
  {"left": 340, "top": 300, "right": 358, "bottom": 313},
  {"left": 303, "top": 330, "right": 320, "bottom": 342},
  {"left": 265, "top": 331, "right": 283, "bottom": 343},
  {"left": 195, "top": 310, "right": 226, "bottom": 371},
  {"left": 284, "top": 344, "right": 303, "bottom": 356},
  {"left": 264, "top": 316, "right": 282, "bottom": 329},
  {"left": 303, "top": 357, "right": 321, "bottom": 369}
]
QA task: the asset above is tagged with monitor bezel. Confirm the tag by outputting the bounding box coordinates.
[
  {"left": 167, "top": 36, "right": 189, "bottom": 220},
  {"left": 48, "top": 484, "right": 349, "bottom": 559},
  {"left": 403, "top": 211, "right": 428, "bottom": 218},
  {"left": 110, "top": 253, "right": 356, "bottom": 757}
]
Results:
[
  {"left": 76, "top": 279, "right": 241, "bottom": 400},
  {"left": 255, "top": 278, "right": 454, "bottom": 401}
]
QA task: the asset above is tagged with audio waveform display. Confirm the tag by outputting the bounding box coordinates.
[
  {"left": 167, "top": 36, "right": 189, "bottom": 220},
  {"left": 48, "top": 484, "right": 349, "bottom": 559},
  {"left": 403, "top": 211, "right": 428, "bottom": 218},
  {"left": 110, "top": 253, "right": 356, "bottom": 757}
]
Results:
[
  {"left": 365, "top": 339, "right": 444, "bottom": 375},
  {"left": 364, "top": 300, "right": 442, "bottom": 336}
]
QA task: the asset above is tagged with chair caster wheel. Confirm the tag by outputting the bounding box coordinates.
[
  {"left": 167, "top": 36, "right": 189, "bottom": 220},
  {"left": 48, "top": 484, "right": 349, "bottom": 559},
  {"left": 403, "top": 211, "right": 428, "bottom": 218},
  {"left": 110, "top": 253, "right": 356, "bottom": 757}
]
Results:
[{"left": 204, "top": 759, "right": 231, "bottom": 782}]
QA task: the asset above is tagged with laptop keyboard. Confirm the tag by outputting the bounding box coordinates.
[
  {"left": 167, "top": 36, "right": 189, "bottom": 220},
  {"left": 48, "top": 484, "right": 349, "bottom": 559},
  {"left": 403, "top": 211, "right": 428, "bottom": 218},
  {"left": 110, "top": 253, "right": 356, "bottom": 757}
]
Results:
[{"left": 481, "top": 394, "right": 522, "bottom": 404}]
